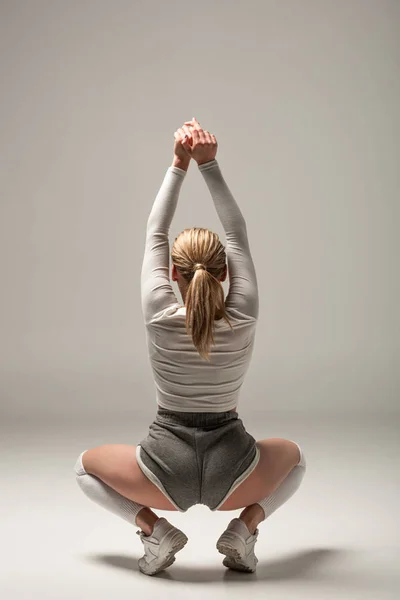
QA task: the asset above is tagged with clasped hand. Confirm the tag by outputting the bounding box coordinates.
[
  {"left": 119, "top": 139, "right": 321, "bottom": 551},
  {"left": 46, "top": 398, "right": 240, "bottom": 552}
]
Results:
[{"left": 173, "top": 117, "right": 218, "bottom": 166}]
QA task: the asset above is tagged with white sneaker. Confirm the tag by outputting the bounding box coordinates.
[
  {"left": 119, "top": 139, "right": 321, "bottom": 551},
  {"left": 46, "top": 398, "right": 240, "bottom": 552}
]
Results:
[
  {"left": 216, "top": 517, "right": 259, "bottom": 573},
  {"left": 136, "top": 517, "right": 188, "bottom": 576}
]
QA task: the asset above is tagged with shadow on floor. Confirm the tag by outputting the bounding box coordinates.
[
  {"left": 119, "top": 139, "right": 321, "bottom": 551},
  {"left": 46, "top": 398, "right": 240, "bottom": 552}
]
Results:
[{"left": 86, "top": 547, "right": 348, "bottom": 583}]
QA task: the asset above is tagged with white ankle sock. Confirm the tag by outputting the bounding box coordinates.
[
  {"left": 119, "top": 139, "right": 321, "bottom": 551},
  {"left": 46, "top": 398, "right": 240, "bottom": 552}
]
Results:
[
  {"left": 256, "top": 442, "right": 306, "bottom": 520},
  {"left": 74, "top": 451, "right": 145, "bottom": 525}
]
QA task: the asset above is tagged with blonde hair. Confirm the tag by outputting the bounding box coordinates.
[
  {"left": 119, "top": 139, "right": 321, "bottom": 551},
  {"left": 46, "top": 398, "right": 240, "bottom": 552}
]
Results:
[{"left": 171, "top": 227, "right": 234, "bottom": 361}]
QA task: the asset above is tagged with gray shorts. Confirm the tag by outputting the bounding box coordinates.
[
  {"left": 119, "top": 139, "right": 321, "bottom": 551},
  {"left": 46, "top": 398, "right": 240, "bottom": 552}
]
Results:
[{"left": 136, "top": 408, "right": 260, "bottom": 512}]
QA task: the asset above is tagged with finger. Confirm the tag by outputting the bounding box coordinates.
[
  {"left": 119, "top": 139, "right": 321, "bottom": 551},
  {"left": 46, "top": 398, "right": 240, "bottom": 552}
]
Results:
[
  {"left": 177, "top": 127, "right": 188, "bottom": 141},
  {"left": 190, "top": 117, "right": 202, "bottom": 131},
  {"left": 191, "top": 127, "right": 199, "bottom": 142},
  {"left": 174, "top": 131, "right": 184, "bottom": 145},
  {"left": 181, "top": 137, "right": 192, "bottom": 153},
  {"left": 177, "top": 128, "right": 192, "bottom": 151},
  {"left": 174, "top": 130, "right": 187, "bottom": 148},
  {"left": 181, "top": 124, "right": 193, "bottom": 140},
  {"left": 204, "top": 130, "right": 212, "bottom": 144}
]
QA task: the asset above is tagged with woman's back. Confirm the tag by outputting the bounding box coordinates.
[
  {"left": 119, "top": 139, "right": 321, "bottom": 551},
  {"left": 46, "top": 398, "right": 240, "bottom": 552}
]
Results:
[
  {"left": 144, "top": 302, "right": 257, "bottom": 412},
  {"left": 141, "top": 158, "right": 259, "bottom": 412}
]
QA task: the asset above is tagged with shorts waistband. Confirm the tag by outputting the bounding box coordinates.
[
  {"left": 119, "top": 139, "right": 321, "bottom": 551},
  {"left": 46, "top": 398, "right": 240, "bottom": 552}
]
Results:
[{"left": 156, "top": 407, "right": 238, "bottom": 428}]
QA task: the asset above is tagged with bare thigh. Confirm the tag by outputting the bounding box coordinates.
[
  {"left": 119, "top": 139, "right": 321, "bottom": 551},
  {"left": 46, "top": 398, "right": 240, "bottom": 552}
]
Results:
[
  {"left": 217, "top": 438, "right": 300, "bottom": 511},
  {"left": 82, "top": 444, "right": 178, "bottom": 511}
]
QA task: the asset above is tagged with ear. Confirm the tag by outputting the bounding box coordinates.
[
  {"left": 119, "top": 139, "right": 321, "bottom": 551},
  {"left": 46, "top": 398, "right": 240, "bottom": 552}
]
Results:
[
  {"left": 220, "top": 264, "right": 228, "bottom": 282},
  {"left": 171, "top": 263, "right": 178, "bottom": 281}
]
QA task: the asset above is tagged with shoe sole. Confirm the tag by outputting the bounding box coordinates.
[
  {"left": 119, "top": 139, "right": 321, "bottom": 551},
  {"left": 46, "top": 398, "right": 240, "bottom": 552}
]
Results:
[
  {"left": 138, "top": 529, "right": 188, "bottom": 576},
  {"left": 216, "top": 531, "right": 257, "bottom": 573}
]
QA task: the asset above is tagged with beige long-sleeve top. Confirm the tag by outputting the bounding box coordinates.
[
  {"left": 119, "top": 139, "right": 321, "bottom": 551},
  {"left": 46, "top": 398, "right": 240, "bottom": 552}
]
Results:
[{"left": 141, "top": 159, "right": 259, "bottom": 412}]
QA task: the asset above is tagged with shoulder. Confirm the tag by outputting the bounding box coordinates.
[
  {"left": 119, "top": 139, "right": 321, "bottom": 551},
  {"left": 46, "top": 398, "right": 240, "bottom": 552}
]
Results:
[{"left": 145, "top": 303, "right": 182, "bottom": 326}]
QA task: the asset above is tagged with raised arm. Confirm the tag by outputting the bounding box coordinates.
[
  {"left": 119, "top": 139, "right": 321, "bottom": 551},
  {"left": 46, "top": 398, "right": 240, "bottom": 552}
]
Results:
[
  {"left": 141, "top": 163, "right": 187, "bottom": 324},
  {"left": 198, "top": 159, "right": 259, "bottom": 319}
]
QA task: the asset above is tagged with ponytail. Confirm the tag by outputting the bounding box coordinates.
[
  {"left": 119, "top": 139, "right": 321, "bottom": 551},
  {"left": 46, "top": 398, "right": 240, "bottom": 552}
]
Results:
[
  {"left": 171, "top": 227, "right": 234, "bottom": 361},
  {"left": 185, "top": 268, "right": 233, "bottom": 361}
]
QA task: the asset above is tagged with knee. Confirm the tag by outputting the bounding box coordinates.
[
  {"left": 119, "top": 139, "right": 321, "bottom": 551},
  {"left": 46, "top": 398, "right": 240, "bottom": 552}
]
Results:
[
  {"left": 74, "top": 450, "right": 88, "bottom": 477},
  {"left": 288, "top": 440, "right": 306, "bottom": 469},
  {"left": 269, "top": 438, "right": 302, "bottom": 468}
]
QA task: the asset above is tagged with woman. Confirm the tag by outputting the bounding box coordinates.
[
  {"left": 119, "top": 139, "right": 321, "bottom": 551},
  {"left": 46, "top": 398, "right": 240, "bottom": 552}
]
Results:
[{"left": 75, "top": 117, "right": 306, "bottom": 576}]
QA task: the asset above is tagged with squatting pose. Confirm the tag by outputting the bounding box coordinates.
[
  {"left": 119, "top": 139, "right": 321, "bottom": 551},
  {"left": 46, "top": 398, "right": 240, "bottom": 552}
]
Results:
[{"left": 75, "top": 117, "right": 306, "bottom": 576}]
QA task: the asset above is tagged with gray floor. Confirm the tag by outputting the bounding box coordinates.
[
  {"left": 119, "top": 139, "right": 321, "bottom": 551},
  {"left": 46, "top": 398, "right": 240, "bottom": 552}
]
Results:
[{"left": 1, "top": 412, "right": 399, "bottom": 600}]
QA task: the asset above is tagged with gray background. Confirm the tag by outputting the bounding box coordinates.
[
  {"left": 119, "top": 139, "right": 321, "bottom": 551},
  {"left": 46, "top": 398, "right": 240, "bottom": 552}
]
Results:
[
  {"left": 0, "top": 2, "right": 399, "bottom": 598},
  {"left": 1, "top": 0, "right": 398, "bottom": 421}
]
